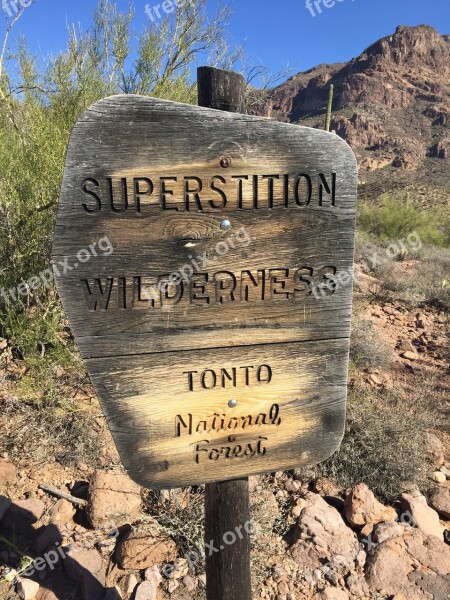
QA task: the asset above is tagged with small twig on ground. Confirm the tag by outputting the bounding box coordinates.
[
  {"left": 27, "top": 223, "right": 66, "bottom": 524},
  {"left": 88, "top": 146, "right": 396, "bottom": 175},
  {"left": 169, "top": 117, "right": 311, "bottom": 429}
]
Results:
[{"left": 38, "top": 483, "right": 87, "bottom": 507}]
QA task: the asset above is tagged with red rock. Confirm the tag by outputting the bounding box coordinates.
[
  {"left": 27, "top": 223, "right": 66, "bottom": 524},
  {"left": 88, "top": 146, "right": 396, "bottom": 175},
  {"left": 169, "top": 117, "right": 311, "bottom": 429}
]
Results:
[
  {"left": 397, "top": 340, "right": 416, "bottom": 353},
  {"left": 368, "top": 373, "right": 383, "bottom": 386},
  {"left": 183, "top": 575, "right": 197, "bottom": 592},
  {"left": 400, "top": 351, "right": 418, "bottom": 361},
  {"left": 32, "top": 524, "right": 65, "bottom": 553},
  {"left": 64, "top": 547, "right": 106, "bottom": 600},
  {"left": 48, "top": 499, "right": 76, "bottom": 525},
  {"left": 345, "top": 573, "right": 369, "bottom": 597},
  {"left": 440, "top": 465, "right": 450, "bottom": 478},
  {"left": 366, "top": 528, "right": 450, "bottom": 598},
  {"left": 4, "top": 499, "right": 46, "bottom": 531},
  {"left": 345, "top": 483, "right": 397, "bottom": 527},
  {"left": 0, "top": 459, "right": 17, "bottom": 485},
  {"left": 116, "top": 529, "right": 177, "bottom": 570},
  {"left": 123, "top": 573, "right": 138, "bottom": 594},
  {"left": 134, "top": 581, "right": 157, "bottom": 600},
  {"left": 86, "top": 471, "right": 141, "bottom": 528},
  {"left": 144, "top": 565, "right": 162, "bottom": 585},
  {"left": 290, "top": 493, "right": 360, "bottom": 575},
  {"left": 399, "top": 494, "right": 444, "bottom": 540},
  {"left": 431, "top": 471, "right": 446, "bottom": 483},
  {"left": 313, "top": 477, "right": 339, "bottom": 496},
  {"left": 428, "top": 487, "right": 450, "bottom": 520},
  {"left": 16, "top": 578, "right": 40, "bottom": 600}
]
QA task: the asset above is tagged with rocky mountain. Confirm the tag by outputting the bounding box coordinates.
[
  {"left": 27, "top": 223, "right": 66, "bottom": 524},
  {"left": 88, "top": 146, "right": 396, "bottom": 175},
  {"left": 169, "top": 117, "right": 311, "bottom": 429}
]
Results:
[{"left": 260, "top": 25, "right": 450, "bottom": 203}]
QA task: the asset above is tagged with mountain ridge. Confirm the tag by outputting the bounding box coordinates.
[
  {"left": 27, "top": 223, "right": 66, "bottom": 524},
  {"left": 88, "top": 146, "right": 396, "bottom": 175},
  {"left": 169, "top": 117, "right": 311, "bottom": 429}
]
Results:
[{"left": 259, "top": 25, "right": 450, "bottom": 204}]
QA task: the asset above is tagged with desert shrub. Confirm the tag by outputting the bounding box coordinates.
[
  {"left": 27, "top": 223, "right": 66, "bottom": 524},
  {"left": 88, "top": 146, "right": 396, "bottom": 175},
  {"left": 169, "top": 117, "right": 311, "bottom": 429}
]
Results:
[
  {"left": 374, "top": 246, "right": 450, "bottom": 312},
  {"left": 143, "top": 487, "right": 205, "bottom": 576},
  {"left": 357, "top": 194, "right": 450, "bottom": 248},
  {"left": 321, "top": 384, "right": 433, "bottom": 502},
  {"left": 0, "top": 394, "right": 103, "bottom": 467},
  {"left": 350, "top": 315, "right": 393, "bottom": 369},
  {"left": 0, "top": 296, "right": 83, "bottom": 406}
]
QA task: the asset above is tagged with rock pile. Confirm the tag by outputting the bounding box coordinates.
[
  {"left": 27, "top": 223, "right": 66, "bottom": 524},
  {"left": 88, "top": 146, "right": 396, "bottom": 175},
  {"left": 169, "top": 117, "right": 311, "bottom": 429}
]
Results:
[{"left": 0, "top": 462, "right": 449, "bottom": 599}]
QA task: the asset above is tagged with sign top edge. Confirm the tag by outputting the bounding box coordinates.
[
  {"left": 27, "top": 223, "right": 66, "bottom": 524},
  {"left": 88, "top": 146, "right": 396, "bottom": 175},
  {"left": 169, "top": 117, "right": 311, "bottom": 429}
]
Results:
[{"left": 73, "top": 94, "right": 356, "bottom": 164}]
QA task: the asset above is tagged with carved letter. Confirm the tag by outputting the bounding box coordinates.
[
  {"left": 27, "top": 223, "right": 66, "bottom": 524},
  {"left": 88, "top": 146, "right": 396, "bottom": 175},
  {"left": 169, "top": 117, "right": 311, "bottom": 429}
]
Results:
[
  {"left": 175, "top": 414, "right": 192, "bottom": 436},
  {"left": 81, "top": 278, "right": 113, "bottom": 311},
  {"left": 81, "top": 178, "right": 101, "bottom": 212}
]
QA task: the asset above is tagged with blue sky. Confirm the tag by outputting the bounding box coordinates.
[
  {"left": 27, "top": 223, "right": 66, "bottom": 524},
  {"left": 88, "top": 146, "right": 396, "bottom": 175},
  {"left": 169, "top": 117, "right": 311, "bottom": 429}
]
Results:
[{"left": 1, "top": 0, "right": 449, "bottom": 80}]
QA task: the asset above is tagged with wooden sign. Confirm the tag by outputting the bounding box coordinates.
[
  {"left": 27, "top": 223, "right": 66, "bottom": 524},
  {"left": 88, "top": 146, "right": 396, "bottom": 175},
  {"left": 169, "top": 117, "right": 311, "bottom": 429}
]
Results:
[{"left": 52, "top": 95, "right": 357, "bottom": 489}]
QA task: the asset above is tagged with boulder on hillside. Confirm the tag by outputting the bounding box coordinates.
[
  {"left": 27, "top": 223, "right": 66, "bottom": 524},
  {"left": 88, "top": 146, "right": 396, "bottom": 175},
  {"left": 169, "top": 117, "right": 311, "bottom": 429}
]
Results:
[
  {"left": 428, "top": 487, "right": 450, "bottom": 520},
  {"left": 399, "top": 493, "right": 444, "bottom": 540},
  {"left": 289, "top": 492, "right": 361, "bottom": 575},
  {"left": 345, "top": 483, "right": 397, "bottom": 528},
  {"left": 366, "top": 527, "right": 450, "bottom": 598},
  {"left": 428, "top": 138, "right": 450, "bottom": 159}
]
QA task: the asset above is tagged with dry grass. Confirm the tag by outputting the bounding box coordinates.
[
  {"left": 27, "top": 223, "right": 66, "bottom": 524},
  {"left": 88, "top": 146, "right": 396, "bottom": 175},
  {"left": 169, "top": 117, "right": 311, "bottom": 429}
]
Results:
[
  {"left": 143, "top": 487, "right": 205, "bottom": 574},
  {"left": 374, "top": 247, "right": 450, "bottom": 312},
  {"left": 321, "top": 382, "right": 435, "bottom": 502},
  {"left": 350, "top": 315, "right": 394, "bottom": 369},
  {"left": 0, "top": 395, "right": 103, "bottom": 468}
]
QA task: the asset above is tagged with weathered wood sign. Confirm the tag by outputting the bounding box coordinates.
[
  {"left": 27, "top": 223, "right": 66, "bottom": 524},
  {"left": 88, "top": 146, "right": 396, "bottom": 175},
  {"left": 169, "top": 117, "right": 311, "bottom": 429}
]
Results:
[{"left": 52, "top": 95, "right": 357, "bottom": 489}]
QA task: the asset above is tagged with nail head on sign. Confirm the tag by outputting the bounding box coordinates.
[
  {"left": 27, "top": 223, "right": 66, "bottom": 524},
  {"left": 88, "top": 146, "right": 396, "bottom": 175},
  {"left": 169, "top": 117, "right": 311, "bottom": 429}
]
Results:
[
  {"left": 221, "top": 219, "right": 232, "bottom": 231},
  {"left": 228, "top": 399, "right": 237, "bottom": 408}
]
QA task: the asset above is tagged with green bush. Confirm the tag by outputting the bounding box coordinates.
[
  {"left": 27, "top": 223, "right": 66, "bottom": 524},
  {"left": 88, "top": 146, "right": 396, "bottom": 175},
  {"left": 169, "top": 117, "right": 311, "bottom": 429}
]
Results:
[{"left": 357, "top": 194, "right": 450, "bottom": 248}]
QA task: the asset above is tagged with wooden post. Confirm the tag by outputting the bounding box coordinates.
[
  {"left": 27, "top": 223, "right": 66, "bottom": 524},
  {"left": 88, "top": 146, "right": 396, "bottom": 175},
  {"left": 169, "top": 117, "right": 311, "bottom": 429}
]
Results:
[
  {"left": 198, "top": 66, "right": 246, "bottom": 114},
  {"left": 197, "top": 66, "right": 252, "bottom": 600}
]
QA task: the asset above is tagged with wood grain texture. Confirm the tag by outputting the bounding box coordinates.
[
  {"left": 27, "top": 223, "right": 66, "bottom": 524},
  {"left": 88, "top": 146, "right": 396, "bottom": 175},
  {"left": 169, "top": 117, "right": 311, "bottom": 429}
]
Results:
[
  {"left": 197, "top": 66, "right": 246, "bottom": 113},
  {"left": 52, "top": 94, "right": 357, "bottom": 487},
  {"left": 86, "top": 339, "right": 349, "bottom": 488},
  {"left": 205, "top": 478, "right": 251, "bottom": 600}
]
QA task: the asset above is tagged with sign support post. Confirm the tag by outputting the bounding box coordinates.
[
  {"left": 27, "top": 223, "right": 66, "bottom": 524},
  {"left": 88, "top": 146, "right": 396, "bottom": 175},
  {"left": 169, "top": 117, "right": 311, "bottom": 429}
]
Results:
[{"left": 198, "top": 66, "right": 253, "bottom": 600}]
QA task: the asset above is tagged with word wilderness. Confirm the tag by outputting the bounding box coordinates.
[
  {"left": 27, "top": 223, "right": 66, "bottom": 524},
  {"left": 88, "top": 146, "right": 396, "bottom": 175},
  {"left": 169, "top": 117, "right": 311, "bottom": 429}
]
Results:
[{"left": 80, "top": 266, "right": 338, "bottom": 311}]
